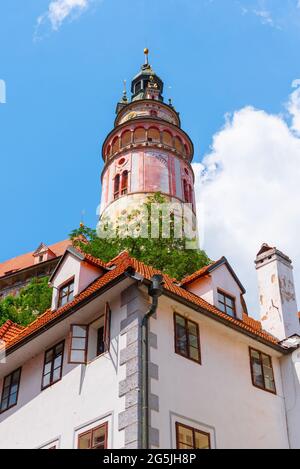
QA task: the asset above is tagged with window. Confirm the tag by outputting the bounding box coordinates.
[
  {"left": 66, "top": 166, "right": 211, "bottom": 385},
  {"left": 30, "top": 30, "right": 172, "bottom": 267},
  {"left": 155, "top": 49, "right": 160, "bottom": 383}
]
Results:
[
  {"left": 114, "top": 174, "right": 120, "bottom": 200},
  {"left": 58, "top": 279, "right": 74, "bottom": 308},
  {"left": 121, "top": 170, "right": 128, "bottom": 195},
  {"left": 111, "top": 136, "right": 119, "bottom": 155},
  {"left": 39, "top": 254, "right": 44, "bottom": 263},
  {"left": 69, "top": 303, "right": 111, "bottom": 363},
  {"left": 97, "top": 326, "right": 105, "bottom": 356},
  {"left": 69, "top": 325, "right": 89, "bottom": 364},
  {"left": 176, "top": 423, "right": 210, "bottom": 449},
  {"left": 133, "top": 127, "right": 146, "bottom": 144},
  {"left": 162, "top": 130, "right": 173, "bottom": 147},
  {"left": 249, "top": 348, "right": 276, "bottom": 393},
  {"left": 0, "top": 368, "right": 21, "bottom": 413},
  {"left": 148, "top": 127, "right": 160, "bottom": 143},
  {"left": 121, "top": 130, "right": 131, "bottom": 148},
  {"left": 135, "top": 82, "right": 142, "bottom": 94},
  {"left": 217, "top": 290, "right": 236, "bottom": 317},
  {"left": 174, "top": 313, "right": 201, "bottom": 363},
  {"left": 42, "top": 341, "right": 64, "bottom": 390},
  {"left": 175, "top": 136, "right": 183, "bottom": 153},
  {"left": 78, "top": 423, "right": 108, "bottom": 449}
]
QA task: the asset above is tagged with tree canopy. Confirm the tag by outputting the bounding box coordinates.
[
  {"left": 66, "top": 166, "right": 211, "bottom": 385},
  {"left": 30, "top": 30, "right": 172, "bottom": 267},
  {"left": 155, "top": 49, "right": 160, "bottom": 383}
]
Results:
[
  {"left": 0, "top": 276, "right": 52, "bottom": 327},
  {"left": 70, "top": 193, "right": 211, "bottom": 280}
]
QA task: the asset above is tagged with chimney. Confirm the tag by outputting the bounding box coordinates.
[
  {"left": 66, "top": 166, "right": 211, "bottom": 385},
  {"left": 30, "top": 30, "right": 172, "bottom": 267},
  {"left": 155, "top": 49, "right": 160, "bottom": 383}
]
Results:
[{"left": 255, "top": 244, "right": 300, "bottom": 341}]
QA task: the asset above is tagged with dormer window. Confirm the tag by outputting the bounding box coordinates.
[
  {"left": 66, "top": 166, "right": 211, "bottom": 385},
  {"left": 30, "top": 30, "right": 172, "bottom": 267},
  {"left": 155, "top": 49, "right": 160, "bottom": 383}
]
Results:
[
  {"left": 38, "top": 255, "right": 44, "bottom": 263},
  {"left": 217, "top": 289, "right": 236, "bottom": 318},
  {"left": 58, "top": 278, "right": 74, "bottom": 308}
]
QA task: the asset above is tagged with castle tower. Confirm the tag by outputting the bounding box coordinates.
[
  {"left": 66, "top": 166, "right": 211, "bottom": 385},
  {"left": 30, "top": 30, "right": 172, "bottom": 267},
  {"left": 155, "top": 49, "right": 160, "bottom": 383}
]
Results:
[{"left": 99, "top": 50, "right": 196, "bottom": 227}]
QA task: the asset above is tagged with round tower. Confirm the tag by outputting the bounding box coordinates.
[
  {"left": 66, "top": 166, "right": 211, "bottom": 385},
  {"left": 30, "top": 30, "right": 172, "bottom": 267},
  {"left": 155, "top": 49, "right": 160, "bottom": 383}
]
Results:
[{"left": 100, "top": 50, "right": 196, "bottom": 225}]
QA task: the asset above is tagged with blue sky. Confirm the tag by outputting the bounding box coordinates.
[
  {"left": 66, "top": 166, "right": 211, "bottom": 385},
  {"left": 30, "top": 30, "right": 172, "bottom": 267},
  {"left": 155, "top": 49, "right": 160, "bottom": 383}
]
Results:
[{"left": 1, "top": 0, "right": 300, "bottom": 314}]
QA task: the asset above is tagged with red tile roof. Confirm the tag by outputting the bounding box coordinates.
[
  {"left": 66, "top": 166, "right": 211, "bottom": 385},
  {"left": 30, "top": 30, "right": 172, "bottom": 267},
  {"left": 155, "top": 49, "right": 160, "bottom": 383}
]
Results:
[
  {"left": 2, "top": 250, "right": 281, "bottom": 352},
  {"left": 180, "top": 262, "right": 215, "bottom": 286},
  {"left": 0, "top": 240, "right": 71, "bottom": 278},
  {"left": 0, "top": 320, "right": 25, "bottom": 343}
]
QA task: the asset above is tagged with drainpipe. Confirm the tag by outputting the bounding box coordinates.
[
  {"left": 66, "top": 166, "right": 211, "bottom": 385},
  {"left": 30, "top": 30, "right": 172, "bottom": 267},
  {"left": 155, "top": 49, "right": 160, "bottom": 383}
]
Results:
[{"left": 141, "top": 274, "right": 164, "bottom": 449}]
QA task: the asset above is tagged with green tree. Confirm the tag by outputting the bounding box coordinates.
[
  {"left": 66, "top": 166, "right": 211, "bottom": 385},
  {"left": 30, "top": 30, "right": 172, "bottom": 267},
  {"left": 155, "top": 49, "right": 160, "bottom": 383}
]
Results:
[
  {"left": 70, "top": 193, "right": 211, "bottom": 280},
  {"left": 0, "top": 277, "right": 52, "bottom": 327}
]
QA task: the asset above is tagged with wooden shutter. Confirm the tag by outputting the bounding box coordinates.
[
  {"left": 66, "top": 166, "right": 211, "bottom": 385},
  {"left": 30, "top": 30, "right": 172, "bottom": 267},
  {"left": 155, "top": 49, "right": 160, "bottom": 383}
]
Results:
[
  {"left": 104, "top": 303, "right": 111, "bottom": 353},
  {"left": 68, "top": 325, "right": 88, "bottom": 364}
]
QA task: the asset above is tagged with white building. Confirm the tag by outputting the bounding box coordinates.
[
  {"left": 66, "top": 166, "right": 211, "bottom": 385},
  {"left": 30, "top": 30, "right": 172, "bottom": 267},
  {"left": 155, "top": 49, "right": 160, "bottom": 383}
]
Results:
[{"left": 1, "top": 52, "right": 300, "bottom": 449}]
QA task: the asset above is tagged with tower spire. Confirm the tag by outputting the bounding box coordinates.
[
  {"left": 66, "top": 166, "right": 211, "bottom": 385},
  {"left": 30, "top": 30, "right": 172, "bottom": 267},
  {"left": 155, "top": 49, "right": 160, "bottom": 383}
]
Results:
[{"left": 144, "top": 48, "right": 149, "bottom": 66}]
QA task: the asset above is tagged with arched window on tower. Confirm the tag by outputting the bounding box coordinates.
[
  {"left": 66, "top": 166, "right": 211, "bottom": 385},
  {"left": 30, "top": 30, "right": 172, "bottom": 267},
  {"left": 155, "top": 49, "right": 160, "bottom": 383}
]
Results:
[
  {"left": 114, "top": 174, "right": 120, "bottom": 200},
  {"left": 183, "top": 179, "right": 189, "bottom": 203},
  {"left": 162, "top": 130, "right": 173, "bottom": 147},
  {"left": 112, "top": 136, "right": 119, "bottom": 155},
  {"left": 134, "top": 127, "right": 146, "bottom": 144},
  {"left": 148, "top": 127, "right": 160, "bottom": 143},
  {"left": 175, "top": 136, "right": 183, "bottom": 154},
  {"left": 188, "top": 184, "right": 193, "bottom": 204},
  {"left": 121, "top": 170, "right": 128, "bottom": 195},
  {"left": 121, "top": 130, "right": 131, "bottom": 148}
]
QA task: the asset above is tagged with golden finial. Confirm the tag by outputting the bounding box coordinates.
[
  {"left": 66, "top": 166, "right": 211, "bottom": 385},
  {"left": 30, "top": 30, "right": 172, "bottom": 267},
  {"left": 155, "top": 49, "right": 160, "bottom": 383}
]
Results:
[
  {"left": 80, "top": 210, "right": 85, "bottom": 228},
  {"left": 144, "top": 48, "right": 149, "bottom": 65}
]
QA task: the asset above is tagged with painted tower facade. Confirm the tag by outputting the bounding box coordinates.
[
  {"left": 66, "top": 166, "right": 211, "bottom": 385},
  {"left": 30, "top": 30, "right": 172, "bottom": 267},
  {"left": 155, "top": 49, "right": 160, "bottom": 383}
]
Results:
[{"left": 99, "top": 50, "right": 196, "bottom": 224}]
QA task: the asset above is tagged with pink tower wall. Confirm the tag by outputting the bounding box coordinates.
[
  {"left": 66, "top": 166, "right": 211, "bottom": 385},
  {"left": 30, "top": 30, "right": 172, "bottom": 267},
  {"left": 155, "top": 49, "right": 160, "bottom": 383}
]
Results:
[{"left": 100, "top": 149, "right": 195, "bottom": 215}]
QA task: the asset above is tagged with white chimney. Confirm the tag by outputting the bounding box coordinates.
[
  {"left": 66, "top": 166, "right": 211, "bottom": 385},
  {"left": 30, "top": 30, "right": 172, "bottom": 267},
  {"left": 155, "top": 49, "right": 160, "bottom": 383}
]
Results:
[{"left": 255, "top": 244, "right": 300, "bottom": 341}]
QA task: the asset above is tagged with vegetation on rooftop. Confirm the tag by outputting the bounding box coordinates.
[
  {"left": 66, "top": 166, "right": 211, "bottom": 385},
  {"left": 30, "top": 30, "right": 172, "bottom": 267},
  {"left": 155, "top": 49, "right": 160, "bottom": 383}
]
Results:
[
  {"left": 0, "top": 277, "right": 52, "bottom": 327},
  {"left": 70, "top": 193, "right": 211, "bottom": 280},
  {"left": 0, "top": 194, "right": 211, "bottom": 328}
]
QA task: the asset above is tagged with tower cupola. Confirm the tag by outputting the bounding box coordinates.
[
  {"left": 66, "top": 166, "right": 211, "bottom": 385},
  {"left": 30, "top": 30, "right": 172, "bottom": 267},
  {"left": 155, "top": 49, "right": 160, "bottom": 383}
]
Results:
[{"left": 131, "top": 49, "right": 164, "bottom": 102}]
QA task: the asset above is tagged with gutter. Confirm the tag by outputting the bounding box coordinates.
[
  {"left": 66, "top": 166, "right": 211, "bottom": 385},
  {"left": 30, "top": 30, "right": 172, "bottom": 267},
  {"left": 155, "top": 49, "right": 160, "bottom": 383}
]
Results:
[{"left": 141, "top": 275, "right": 164, "bottom": 449}]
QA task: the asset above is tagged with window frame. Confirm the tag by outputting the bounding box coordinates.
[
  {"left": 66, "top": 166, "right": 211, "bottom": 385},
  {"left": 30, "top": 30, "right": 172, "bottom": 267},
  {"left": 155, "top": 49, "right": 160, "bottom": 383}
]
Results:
[
  {"left": 57, "top": 277, "right": 75, "bottom": 308},
  {"left": 249, "top": 347, "right": 277, "bottom": 395},
  {"left": 175, "top": 422, "right": 211, "bottom": 449},
  {"left": 174, "top": 313, "right": 201, "bottom": 365},
  {"left": 41, "top": 341, "right": 65, "bottom": 391},
  {"left": 68, "top": 324, "right": 89, "bottom": 364},
  {"left": 0, "top": 367, "right": 22, "bottom": 414},
  {"left": 77, "top": 422, "right": 108, "bottom": 449},
  {"left": 217, "top": 288, "right": 237, "bottom": 318}
]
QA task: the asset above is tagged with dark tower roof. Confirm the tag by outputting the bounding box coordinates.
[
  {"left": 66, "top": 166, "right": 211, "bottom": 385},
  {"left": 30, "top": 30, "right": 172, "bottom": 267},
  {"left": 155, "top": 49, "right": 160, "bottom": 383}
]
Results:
[{"left": 130, "top": 49, "right": 164, "bottom": 102}]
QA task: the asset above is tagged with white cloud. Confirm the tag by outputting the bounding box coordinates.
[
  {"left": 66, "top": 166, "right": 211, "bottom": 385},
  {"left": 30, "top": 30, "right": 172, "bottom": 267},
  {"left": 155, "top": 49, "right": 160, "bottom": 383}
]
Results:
[
  {"left": 194, "top": 81, "right": 300, "bottom": 317},
  {"left": 253, "top": 9, "right": 275, "bottom": 27},
  {"left": 37, "top": 0, "right": 93, "bottom": 32}
]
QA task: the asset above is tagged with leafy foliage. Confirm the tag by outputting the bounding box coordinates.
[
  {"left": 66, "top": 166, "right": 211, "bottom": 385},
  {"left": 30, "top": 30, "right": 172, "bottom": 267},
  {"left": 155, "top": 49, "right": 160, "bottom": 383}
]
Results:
[
  {"left": 0, "top": 277, "right": 52, "bottom": 327},
  {"left": 70, "top": 193, "right": 211, "bottom": 280}
]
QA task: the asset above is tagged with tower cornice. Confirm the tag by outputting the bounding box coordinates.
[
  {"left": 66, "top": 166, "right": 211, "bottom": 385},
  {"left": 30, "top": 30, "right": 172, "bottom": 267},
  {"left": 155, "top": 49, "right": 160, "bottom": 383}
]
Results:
[{"left": 114, "top": 99, "right": 181, "bottom": 128}]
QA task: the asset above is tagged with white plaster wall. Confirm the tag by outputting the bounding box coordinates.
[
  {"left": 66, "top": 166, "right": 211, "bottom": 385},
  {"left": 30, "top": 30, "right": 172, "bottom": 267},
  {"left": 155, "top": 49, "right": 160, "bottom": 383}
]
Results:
[
  {"left": 280, "top": 350, "right": 300, "bottom": 449},
  {"left": 187, "top": 276, "right": 214, "bottom": 306},
  {"left": 150, "top": 297, "right": 289, "bottom": 449},
  {"left": 186, "top": 264, "right": 244, "bottom": 319},
  {"left": 0, "top": 296, "right": 126, "bottom": 449},
  {"left": 51, "top": 254, "right": 101, "bottom": 310}
]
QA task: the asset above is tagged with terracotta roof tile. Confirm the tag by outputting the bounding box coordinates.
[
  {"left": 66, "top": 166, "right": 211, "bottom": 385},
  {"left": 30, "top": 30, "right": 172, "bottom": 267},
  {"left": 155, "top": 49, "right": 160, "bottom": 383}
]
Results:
[
  {"left": 180, "top": 262, "right": 215, "bottom": 286},
  {"left": 0, "top": 320, "right": 25, "bottom": 343},
  {"left": 3, "top": 250, "right": 280, "bottom": 351},
  {"left": 0, "top": 240, "right": 71, "bottom": 278}
]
